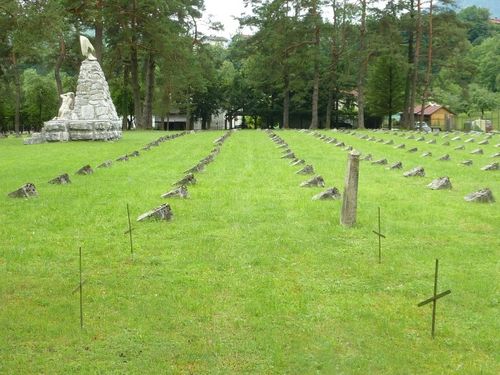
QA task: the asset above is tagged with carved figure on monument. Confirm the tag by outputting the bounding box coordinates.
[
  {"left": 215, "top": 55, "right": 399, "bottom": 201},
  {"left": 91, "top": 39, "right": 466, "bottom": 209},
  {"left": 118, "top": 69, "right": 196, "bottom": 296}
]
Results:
[
  {"left": 57, "top": 92, "right": 75, "bottom": 119},
  {"left": 79, "top": 35, "right": 97, "bottom": 60}
]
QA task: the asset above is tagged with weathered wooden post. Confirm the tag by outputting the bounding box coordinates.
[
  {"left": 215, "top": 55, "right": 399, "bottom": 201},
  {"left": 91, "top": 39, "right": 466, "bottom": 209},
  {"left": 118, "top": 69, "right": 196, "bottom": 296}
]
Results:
[{"left": 341, "top": 150, "right": 361, "bottom": 227}]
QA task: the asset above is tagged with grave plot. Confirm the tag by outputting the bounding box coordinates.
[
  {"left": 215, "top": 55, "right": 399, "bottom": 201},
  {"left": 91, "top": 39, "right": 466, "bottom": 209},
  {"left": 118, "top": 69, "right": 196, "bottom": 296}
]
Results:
[{"left": 0, "top": 130, "right": 498, "bottom": 374}]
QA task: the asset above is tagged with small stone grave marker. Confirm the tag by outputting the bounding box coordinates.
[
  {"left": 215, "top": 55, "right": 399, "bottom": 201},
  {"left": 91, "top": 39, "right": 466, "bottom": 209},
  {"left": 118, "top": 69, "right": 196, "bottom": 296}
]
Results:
[
  {"left": 442, "top": 141, "right": 450, "bottom": 146},
  {"left": 460, "top": 159, "right": 473, "bottom": 166},
  {"left": 296, "top": 165, "right": 315, "bottom": 175},
  {"left": 76, "top": 165, "right": 93, "bottom": 175},
  {"left": 478, "top": 140, "right": 488, "bottom": 145},
  {"left": 128, "top": 150, "right": 140, "bottom": 157},
  {"left": 116, "top": 155, "right": 129, "bottom": 162},
  {"left": 454, "top": 145, "right": 465, "bottom": 150},
  {"left": 416, "top": 136, "right": 425, "bottom": 142},
  {"left": 464, "top": 188, "right": 494, "bottom": 203},
  {"left": 97, "top": 160, "right": 112, "bottom": 168},
  {"left": 451, "top": 136, "right": 461, "bottom": 141},
  {"left": 281, "top": 151, "right": 295, "bottom": 159},
  {"left": 137, "top": 203, "right": 173, "bottom": 221},
  {"left": 173, "top": 173, "right": 196, "bottom": 186},
  {"left": 344, "top": 146, "right": 353, "bottom": 151},
  {"left": 49, "top": 173, "right": 71, "bottom": 185},
  {"left": 291, "top": 159, "right": 305, "bottom": 166},
  {"left": 470, "top": 148, "right": 483, "bottom": 155},
  {"left": 312, "top": 187, "right": 341, "bottom": 200},
  {"left": 408, "top": 147, "right": 418, "bottom": 153},
  {"left": 161, "top": 185, "right": 188, "bottom": 199},
  {"left": 481, "top": 162, "right": 498, "bottom": 171},
  {"left": 8, "top": 183, "right": 38, "bottom": 198},
  {"left": 300, "top": 175, "right": 325, "bottom": 187},
  {"left": 394, "top": 144, "right": 405, "bottom": 149},
  {"left": 335, "top": 142, "right": 345, "bottom": 147},
  {"left": 371, "top": 158, "right": 388, "bottom": 165},
  {"left": 491, "top": 152, "right": 500, "bottom": 158},
  {"left": 465, "top": 138, "right": 474, "bottom": 143},
  {"left": 426, "top": 139, "right": 436, "bottom": 144},
  {"left": 361, "top": 154, "right": 372, "bottom": 161},
  {"left": 437, "top": 154, "right": 450, "bottom": 161},
  {"left": 427, "top": 177, "right": 452, "bottom": 190},
  {"left": 421, "top": 151, "right": 432, "bottom": 157},
  {"left": 185, "top": 163, "right": 205, "bottom": 174},
  {"left": 384, "top": 140, "right": 394, "bottom": 145},
  {"left": 403, "top": 166, "right": 425, "bottom": 177},
  {"left": 388, "top": 161, "right": 403, "bottom": 170}
]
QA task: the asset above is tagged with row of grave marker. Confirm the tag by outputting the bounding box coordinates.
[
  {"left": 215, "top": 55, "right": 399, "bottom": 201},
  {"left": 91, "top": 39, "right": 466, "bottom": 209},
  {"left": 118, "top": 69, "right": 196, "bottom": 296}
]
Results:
[
  {"left": 267, "top": 130, "right": 342, "bottom": 200},
  {"left": 7, "top": 132, "right": 191, "bottom": 199},
  {"left": 306, "top": 129, "right": 496, "bottom": 203}
]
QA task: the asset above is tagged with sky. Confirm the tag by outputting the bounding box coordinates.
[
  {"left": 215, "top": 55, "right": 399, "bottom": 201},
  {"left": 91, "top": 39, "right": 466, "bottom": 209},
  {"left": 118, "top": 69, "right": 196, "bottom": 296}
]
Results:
[
  {"left": 201, "top": 0, "right": 249, "bottom": 38},
  {"left": 201, "top": 0, "right": 499, "bottom": 39}
]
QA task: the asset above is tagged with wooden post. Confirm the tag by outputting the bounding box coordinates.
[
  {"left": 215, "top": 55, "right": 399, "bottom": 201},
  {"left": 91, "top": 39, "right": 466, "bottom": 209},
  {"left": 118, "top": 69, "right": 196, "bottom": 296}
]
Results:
[{"left": 341, "top": 150, "right": 361, "bottom": 227}]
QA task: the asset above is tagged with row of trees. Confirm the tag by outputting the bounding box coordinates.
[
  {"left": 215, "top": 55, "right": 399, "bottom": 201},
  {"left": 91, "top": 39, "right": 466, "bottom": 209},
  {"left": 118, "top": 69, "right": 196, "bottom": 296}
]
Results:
[{"left": 0, "top": 1, "right": 498, "bottom": 134}]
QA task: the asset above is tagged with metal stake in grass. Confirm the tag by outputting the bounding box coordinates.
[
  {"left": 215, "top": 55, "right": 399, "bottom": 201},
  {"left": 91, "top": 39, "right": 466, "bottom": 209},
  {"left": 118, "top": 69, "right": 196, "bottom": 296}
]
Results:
[
  {"left": 72, "top": 247, "right": 85, "bottom": 329},
  {"left": 125, "top": 203, "right": 134, "bottom": 257},
  {"left": 417, "top": 259, "right": 451, "bottom": 338},
  {"left": 372, "top": 207, "right": 386, "bottom": 263}
]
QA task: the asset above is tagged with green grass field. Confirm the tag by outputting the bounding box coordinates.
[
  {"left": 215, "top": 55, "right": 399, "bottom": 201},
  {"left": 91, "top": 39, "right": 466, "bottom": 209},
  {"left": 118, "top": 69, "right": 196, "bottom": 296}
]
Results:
[{"left": 0, "top": 129, "right": 499, "bottom": 374}]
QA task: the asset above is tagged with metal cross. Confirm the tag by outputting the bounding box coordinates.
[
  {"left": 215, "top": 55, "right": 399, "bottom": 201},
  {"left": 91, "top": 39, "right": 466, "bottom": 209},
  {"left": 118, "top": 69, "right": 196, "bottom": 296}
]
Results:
[
  {"left": 71, "top": 247, "right": 85, "bottom": 329},
  {"left": 417, "top": 259, "right": 451, "bottom": 338},
  {"left": 124, "top": 203, "right": 135, "bottom": 256},
  {"left": 372, "top": 207, "right": 386, "bottom": 263}
]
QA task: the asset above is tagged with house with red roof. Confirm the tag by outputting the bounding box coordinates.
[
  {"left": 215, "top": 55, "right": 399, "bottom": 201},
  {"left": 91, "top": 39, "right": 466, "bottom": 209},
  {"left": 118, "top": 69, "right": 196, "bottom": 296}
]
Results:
[{"left": 413, "top": 103, "right": 456, "bottom": 130}]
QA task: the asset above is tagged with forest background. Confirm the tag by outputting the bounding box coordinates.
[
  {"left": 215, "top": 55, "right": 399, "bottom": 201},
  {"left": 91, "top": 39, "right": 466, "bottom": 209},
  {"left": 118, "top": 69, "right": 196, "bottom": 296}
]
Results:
[{"left": 0, "top": 0, "right": 498, "bottom": 134}]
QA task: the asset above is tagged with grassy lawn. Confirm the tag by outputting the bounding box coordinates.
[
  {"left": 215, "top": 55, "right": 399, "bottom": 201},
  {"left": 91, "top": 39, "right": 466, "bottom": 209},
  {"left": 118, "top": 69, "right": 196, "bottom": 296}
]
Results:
[{"left": 0, "top": 129, "right": 498, "bottom": 374}]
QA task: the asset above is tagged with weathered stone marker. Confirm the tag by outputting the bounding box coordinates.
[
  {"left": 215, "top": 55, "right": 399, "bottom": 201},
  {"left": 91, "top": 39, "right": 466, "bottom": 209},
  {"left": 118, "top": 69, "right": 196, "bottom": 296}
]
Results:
[
  {"left": 340, "top": 150, "right": 361, "bottom": 227},
  {"left": 49, "top": 173, "right": 71, "bottom": 185},
  {"left": 417, "top": 259, "right": 451, "bottom": 338},
  {"left": 8, "top": 183, "right": 38, "bottom": 198}
]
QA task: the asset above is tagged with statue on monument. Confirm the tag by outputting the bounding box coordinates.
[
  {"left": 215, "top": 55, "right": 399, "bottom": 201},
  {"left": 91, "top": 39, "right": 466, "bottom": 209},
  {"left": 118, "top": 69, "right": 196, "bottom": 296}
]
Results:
[
  {"left": 79, "top": 35, "right": 97, "bottom": 60},
  {"left": 57, "top": 92, "right": 75, "bottom": 119}
]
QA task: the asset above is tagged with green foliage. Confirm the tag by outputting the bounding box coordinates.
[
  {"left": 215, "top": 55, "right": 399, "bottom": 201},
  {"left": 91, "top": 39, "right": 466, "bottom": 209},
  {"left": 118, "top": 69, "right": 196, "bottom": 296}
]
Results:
[
  {"left": 366, "top": 55, "right": 406, "bottom": 125},
  {"left": 21, "top": 69, "right": 58, "bottom": 130},
  {"left": 458, "top": 5, "right": 493, "bottom": 44}
]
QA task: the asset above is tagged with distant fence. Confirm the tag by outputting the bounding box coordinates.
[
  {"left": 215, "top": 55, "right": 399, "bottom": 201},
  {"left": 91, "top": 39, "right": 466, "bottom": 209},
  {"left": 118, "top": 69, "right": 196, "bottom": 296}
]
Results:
[{"left": 455, "top": 110, "right": 500, "bottom": 132}]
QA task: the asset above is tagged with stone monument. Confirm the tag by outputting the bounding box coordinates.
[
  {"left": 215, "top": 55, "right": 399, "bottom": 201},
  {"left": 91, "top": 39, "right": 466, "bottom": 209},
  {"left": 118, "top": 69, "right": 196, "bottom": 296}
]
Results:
[{"left": 25, "top": 36, "right": 122, "bottom": 144}]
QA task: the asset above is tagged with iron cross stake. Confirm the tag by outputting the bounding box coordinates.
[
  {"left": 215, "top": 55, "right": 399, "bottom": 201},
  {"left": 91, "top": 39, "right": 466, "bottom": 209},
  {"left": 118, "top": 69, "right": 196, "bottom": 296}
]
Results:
[
  {"left": 372, "top": 207, "right": 386, "bottom": 263},
  {"left": 417, "top": 259, "right": 451, "bottom": 338}
]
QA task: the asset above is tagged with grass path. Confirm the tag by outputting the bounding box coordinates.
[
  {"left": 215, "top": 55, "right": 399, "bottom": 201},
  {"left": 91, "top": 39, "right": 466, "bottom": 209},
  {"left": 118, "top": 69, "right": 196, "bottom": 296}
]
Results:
[{"left": 0, "top": 130, "right": 498, "bottom": 374}]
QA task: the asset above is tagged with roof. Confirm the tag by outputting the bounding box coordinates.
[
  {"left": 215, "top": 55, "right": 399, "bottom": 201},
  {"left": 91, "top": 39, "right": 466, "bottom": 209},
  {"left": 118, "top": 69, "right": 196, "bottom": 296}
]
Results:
[{"left": 413, "top": 104, "right": 455, "bottom": 116}]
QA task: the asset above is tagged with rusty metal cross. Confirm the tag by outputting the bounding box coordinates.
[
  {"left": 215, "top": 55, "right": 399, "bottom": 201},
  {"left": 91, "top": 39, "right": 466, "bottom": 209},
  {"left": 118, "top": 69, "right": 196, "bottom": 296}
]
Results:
[
  {"left": 372, "top": 207, "right": 386, "bottom": 263},
  {"left": 417, "top": 259, "right": 451, "bottom": 338}
]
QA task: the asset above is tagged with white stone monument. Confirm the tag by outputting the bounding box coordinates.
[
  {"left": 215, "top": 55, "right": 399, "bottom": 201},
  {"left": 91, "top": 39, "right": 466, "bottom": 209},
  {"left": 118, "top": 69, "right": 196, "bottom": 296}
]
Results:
[{"left": 25, "top": 36, "right": 122, "bottom": 144}]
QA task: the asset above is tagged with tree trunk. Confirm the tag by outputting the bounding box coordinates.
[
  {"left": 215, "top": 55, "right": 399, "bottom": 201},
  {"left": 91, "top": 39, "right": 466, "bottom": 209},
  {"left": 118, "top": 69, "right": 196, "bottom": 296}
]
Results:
[
  {"left": 356, "top": 0, "right": 367, "bottom": 129},
  {"left": 55, "top": 36, "right": 65, "bottom": 100},
  {"left": 402, "top": 0, "right": 415, "bottom": 129},
  {"left": 122, "top": 63, "right": 130, "bottom": 130},
  {"left": 94, "top": 23, "right": 103, "bottom": 63},
  {"left": 325, "top": 90, "right": 332, "bottom": 129},
  {"left": 130, "top": 0, "right": 142, "bottom": 128},
  {"left": 142, "top": 52, "right": 155, "bottom": 129},
  {"left": 12, "top": 52, "right": 21, "bottom": 136},
  {"left": 283, "top": 67, "right": 290, "bottom": 129},
  {"left": 409, "top": 0, "right": 422, "bottom": 131},
  {"left": 309, "top": 0, "right": 320, "bottom": 129},
  {"left": 420, "top": 0, "right": 433, "bottom": 126}
]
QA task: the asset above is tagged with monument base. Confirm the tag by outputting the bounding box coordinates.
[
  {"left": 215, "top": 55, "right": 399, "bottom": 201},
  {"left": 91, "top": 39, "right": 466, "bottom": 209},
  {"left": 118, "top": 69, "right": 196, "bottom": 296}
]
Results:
[{"left": 24, "top": 119, "right": 122, "bottom": 144}]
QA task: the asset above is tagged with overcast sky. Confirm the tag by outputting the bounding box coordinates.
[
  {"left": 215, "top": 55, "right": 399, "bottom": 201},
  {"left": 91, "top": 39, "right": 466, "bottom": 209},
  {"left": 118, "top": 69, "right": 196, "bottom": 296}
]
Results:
[{"left": 201, "top": 0, "right": 248, "bottom": 38}]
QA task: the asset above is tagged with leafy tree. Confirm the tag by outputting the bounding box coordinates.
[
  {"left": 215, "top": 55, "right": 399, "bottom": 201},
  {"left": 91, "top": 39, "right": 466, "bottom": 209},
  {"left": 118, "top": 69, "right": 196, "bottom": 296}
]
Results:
[
  {"left": 22, "top": 69, "right": 58, "bottom": 131},
  {"left": 458, "top": 5, "right": 493, "bottom": 45}
]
